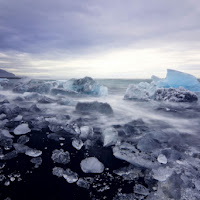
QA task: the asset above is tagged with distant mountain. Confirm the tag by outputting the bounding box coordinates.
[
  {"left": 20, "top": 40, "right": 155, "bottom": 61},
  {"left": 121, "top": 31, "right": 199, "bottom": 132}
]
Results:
[{"left": 0, "top": 69, "right": 15, "bottom": 78}]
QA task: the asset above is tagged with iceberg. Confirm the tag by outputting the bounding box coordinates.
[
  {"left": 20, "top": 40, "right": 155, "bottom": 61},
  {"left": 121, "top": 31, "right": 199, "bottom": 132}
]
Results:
[
  {"left": 124, "top": 69, "right": 200, "bottom": 101},
  {"left": 80, "top": 157, "right": 104, "bottom": 173},
  {"left": 124, "top": 82, "right": 156, "bottom": 101},
  {"left": 62, "top": 77, "right": 108, "bottom": 96},
  {"left": 156, "top": 69, "right": 200, "bottom": 91}
]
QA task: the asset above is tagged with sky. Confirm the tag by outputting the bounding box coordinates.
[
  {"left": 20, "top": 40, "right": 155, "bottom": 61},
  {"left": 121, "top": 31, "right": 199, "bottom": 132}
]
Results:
[{"left": 0, "top": 0, "right": 200, "bottom": 79}]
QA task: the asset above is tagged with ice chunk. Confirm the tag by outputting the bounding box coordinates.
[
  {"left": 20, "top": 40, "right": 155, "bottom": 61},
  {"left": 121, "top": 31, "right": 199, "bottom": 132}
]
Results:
[
  {"left": 13, "top": 115, "right": 23, "bottom": 122},
  {"left": 113, "top": 144, "right": 159, "bottom": 169},
  {"left": 14, "top": 124, "right": 31, "bottom": 135},
  {"left": 25, "top": 149, "right": 42, "bottom": 157},
  {"left": 79, "top": 126, "right": 94, "bottom": 139},
  {"left": 13, "top": 143, "right": 29, "bottom": 153},
  {"left": 124, "top": 82, "right": 156, "bottom": 101},
  {"left": 51, "top": 149, "right": 70, "bottom": 164},
  {"left": 72, "top": 138, "right": 83, "bottom": 150},
  {"left": 134, "top": 184, "right": 149, "bottom": 196},
  {"left": 157, "top": 154, "right": 167, "bottom": 164},
  {"left": 17, "top": 135, "right": 30, "bottom": 144},
  {"left": 63, "top": 168, "right": 78, "bottom": 183},
  {"left": 76, "top": 101, "right": 113, "bottom": 115},
  {"left": 137, "top": 134, "right": 161, "bottom": 153},
  {"left": 63, "top": 77, "right": 108, "bottom": 96},
  {"left": 76, "top": 178, "right": 92, "bottom": 189},
  {"left": 156, "top": 69, "right": 200, "bottom": 91},
  {"left": 52, "top": 167, "right": 64, "bottom": 177},
  {"left": 0, "top": 130, "right": 14, "bottom": 138},
  {"left": 154, "top": 87, "right": 198, "bottom": 102},
  {"left": 80, "top": 157, "right": 104, "bottom": 173},
  {"left": 102, "top": 127, "right": 118, "bottom": 147},
  {"left": 0, "top": 114, "right": 6, "bottom": 120},
  {"left": 30, "top": 157, "right": 42, "bottom": 168},
  {"left": 113, "top": 165, "right": 142, "bottom": 180},
  {"left": 152, "top": 167, "right": 173, "bottom": 181}
]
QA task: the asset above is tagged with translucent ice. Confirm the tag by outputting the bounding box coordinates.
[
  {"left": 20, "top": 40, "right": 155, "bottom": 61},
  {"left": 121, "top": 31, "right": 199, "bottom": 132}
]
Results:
[
  {"left": 52, "top": 167, "right": 64, "bottom": 177},
  {"left": 152, "top": 167, "right": 173, "bottom": 181},
  {"left": 124, "top": 82, "right": 156, "bottom": 101},
  {"left": 13, "top": 124, "right": 31, "bottom": 135},
  {"left": 76, "top": 178, "right": 92, "bottom": 189},
  {"left": 25, "top": 149, "right": 42, "bottom": 157},
  {"left": 80, "top": 157, "right": 104, "bottom": 173},
  {"left": 134, "top": 184, "right": 149, "bottom": 196},
  {"left": 157, "top": 154, "right": 167, "bottom": 164},
  {"left": 63, "top": 168, "right": 78, "bottom": 183},
  {"left": 156, "top": 69, "right": 200, "bottom": 92},
  {"left": 51, "top": 149, "right": 70, "bottom": 164},
  {"left": 30, "top": 157, "right": 42, "bottom": 168},
  {"left": 0, "top": 130, "right": 14, "bottom": 138},
  {"left": 63, "top": 77, "right": 108, "bottom": 96},
  {"left": 102, "top": 127, "right": 118, "bottom": 147},
  {"left": 79, "top": 126, "right": 94, "bottom": 139},
  {"left": 72, "top": 138, "right": 83, "bottom": 150}
]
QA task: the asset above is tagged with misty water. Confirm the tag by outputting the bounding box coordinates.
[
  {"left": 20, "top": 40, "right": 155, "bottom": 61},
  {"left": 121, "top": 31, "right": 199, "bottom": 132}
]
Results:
[{"left": 0, "top": 77, "right": 200, "bottom": 200}]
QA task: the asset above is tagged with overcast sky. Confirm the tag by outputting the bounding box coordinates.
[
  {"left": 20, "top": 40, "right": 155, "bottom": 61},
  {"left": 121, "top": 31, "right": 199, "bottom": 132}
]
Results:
[{"left": 0, "top": 0, "right": 200, "bottom": 78}]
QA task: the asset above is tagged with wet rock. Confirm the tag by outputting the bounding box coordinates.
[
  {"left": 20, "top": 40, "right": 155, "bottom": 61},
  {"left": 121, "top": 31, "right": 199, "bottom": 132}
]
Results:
[{"left": 76, "top": 101, "right": 113, "bottom": 115}]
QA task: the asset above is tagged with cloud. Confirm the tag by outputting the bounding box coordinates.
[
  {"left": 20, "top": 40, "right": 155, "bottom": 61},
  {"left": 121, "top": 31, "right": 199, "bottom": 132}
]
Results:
[{"left": 0, "top": 0, "right": 200, "bottom": 78}]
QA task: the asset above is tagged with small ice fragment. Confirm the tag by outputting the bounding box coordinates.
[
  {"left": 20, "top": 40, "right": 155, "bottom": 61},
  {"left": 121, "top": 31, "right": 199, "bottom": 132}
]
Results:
[
  {"left": 52, "top": 167, "right": 64, "bottom": 177},
  {"left": 4, "top": 180, "right": 10, "bottom": 186},
  {"left": 30, "top": 157, "right": 42, "bottom": 168},
  {"left": 77, "top": 178, "right": 90, "bottom": 189},
  {"left": 80, "top": 126, "right": 93, "bottom": 139},
  {"left": 63, "top": 169, "right": 78, "bottom": 183},
  {"left": 102, "top": 127, "right": 118, "bottom": 147},
  {"left": 157, "top": 154, "right": 167, "bottom": 164},
  {"left": 72, "top": 138, "right": 83, "bottom": 150},
  {"left": 14, "top": 115, "right": 23, "bottom": 121},
  {"left": 80, "top": 157, "right": 104, "bottom": 173},
  {"left": 0, "top": 130, "right": 14, "bottom": 138},
  {"left": 51, "top": 149, "right": 70, "bottom": 164},
  {"left": 25, "top": 149, "right": 42, "bottom": 157},
  {"left": 152, "top": 167, "right": 173, "bottom": 181},
  {"left": 14, "top": 124, "right": 31, "bottom": 135},
  {"left": 10, "top": 177, "right": 15, "bottom": 182},
  {"left": 17, "top": 135, "right": 30, "bottom": 144},
  {"left": 134, "top": 184, "right": 149, "bottom": 196}
]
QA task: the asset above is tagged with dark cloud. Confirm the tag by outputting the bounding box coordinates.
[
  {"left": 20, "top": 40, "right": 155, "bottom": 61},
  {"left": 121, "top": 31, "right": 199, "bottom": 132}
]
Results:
[{"left": 0, "top": 0, "right": 200, "bottom": 53}]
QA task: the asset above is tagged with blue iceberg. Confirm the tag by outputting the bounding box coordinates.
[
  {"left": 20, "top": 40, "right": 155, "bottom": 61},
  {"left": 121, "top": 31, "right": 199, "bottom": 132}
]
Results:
[
  {"left": 63, "top": 77, "right": 108, "bottom": 96},
  {"left": 155, "top": 69, "right": 200, "bottom": 92}
]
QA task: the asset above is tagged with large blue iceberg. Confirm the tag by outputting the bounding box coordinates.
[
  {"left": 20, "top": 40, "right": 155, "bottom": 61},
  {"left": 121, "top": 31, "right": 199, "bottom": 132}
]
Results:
[
  {"left": 154, "top": 69, "right": 200, "bottom": 92},
  {"left": 124, "top": 69, "right": 200, "bottom": 102}
]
